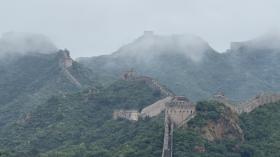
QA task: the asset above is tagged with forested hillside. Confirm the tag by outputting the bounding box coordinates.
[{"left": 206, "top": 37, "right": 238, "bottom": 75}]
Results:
[
  {"left": 79, "top": 32, "right": 280, "bottom": 101},
  {"left": 1, "top": 76, "right": 280, "bottom": 157},
  {"left": 1, "top": 32, "right": 280, "bottom": 157},
  {"left": 0, "top": 79, "right": 165, "bottom": 157},
  {"left": 0, "top": 50, "right": 96, "bottom": 130}
]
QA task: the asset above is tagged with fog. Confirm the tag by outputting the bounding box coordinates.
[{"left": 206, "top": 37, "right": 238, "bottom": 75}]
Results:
[
  {"left": 0, "top": 32, "right": 57, "bottom": 56},
  {"left": 246, "top": 31, "right": 280, "bottom": 50},
  {"left": 0, "top": 0, "right": 280, "bottom": 58},
  {"left": 115, "top": 32, "right": 212, "bottom": 62}
]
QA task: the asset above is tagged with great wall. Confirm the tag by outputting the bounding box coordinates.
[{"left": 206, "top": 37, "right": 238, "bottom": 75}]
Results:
[
  {"left": 237, "top": 93, "right": 280, "bottom": 113},
  {"left": 113, "top": 71, "right": 280, "bottom": 157},
  {"left": 161, "top": 96, "right": 196, "bottom": 157},
  {"left": 212, "top": 92, "right": 280, "bottom": 114},
  {"left": 59, "top": 50, "right": 82, "bottom": 88}
]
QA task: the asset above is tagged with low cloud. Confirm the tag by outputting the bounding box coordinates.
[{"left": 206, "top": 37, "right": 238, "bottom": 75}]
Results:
[
  {"left": 115, "top": 32, "right": 212, "bottom": 62},
  {"left": 0, "top": 32, "right": 57, "bottom": 56}
]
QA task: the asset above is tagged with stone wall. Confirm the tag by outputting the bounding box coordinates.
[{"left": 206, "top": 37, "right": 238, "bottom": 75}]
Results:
[
  {"left": 113, "top": 110, "right": 140, "bottom": 121},
  {"left": 161, "top": 115, "right": 173, "bottom": 157},
  {"left": 136, "top": 76, "right": 174, "bottom": 97},
  {"left": 121, "top": 70, "right": 174, "bottom": 97},
  {"left": 141, "top": 96, "right": 173, "bottom": 118},
  {"left": 60, "top": 49, "right": 73, "bottom": 68},
  {"left": 58, "top": 50, "right": 82, "bottom": 88},
  {"left": 238, "top": 93, "right": 280, "bottom": 113},
  {"left": 161, "top": 96, "right": 195, "bottom": 157},
  {"left": 113, "top": 96, "right": 196, "bottom": 125}
]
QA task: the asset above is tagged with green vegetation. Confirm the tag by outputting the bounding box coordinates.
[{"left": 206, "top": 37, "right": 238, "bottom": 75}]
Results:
[
  {"left": 0, "top": 79, "right": 164, "bottom": 157},
  {"left": 0, "top": 51, "right": 97, "bottom": 135},
  {"left": 173, "top": 101, "right": 280, "bottom": 157},
  {"left": 1, "top": 51, "right": 280, "bottom": 156},
  {"left": 173, "top": 128, "right": 242, "bottom": 157},
  {"left": 173, "top": 101, "right": 242, "bottom": 157},
  {"left": 239, "top": 102, "right": 280, "bottom": 157},
  {"left": 188, "top": 101, "right": 227, "bottom": 128},
  {"left": 2, "top": 33, "right": 280, "bottom": 157},
  {"left": 1, "top": 84, "right": 280, "bottom": 156}
]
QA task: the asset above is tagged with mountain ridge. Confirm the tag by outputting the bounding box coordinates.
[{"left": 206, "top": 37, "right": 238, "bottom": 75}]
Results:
[
  {"left": 0, "top": 49, "right": 97, "bottom": 128},
  {"left": 78, "top": 31, "right": 280, "bottom": 101}
]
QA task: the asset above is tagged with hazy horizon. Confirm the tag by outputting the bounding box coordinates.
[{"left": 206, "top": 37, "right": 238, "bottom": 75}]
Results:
[{"left": 1, "top": 0, "right": 280, "bottom": 58}]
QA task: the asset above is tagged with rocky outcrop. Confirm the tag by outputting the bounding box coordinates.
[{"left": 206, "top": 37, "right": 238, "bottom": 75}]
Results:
[
  {"left": 196, "top": 103, "right": 244, "bottom": 141},
  {"left": 201, "top": 116, "right": 244, "bottom": 141}
]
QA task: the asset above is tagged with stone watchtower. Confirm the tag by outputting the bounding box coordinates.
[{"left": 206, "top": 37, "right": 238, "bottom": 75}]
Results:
[
  {"left": 162, "top": 96, "right": 196, "bottom": 157},
  {"left": 165, "top": 96, "right": 196, "bottom": 126},
  {"left": 122, "top": 69, "right": 136, "bottom": 80},
  {"left": 58, "top": 49, "right": 73, "bottom": 68},
  {"left": 212, "top": 91, "right": 229, "bottom": 104}
]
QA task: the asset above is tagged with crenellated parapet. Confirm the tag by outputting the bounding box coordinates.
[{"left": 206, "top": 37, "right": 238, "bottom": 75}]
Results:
[
  {"left": 113, "top": 110, "right": 140, "bottom": 121},
  {"left": 238, "top": 93, "right": 280, "bottom": 113},
  {"left": 165, "top": 96, "right": 196, "bottom": 127},
  {"left": 113, "top": 96, "right": 196, "bottom": 125},
  {"left": 211, "top": 92, "right": 238, "bottom": 112},
  {"left": 122, "top": 70, "right": 174, "bottom": 97}
]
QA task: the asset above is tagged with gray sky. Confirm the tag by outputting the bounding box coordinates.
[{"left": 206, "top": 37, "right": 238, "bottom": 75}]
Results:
[{"left": 0, "top": 0, "right": 279, "bottom": 58}]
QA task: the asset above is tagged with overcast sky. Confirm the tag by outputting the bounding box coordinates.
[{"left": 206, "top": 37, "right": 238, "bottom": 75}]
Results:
[{"left": 0, "top": 0, "right": 279, "bottom": 58}]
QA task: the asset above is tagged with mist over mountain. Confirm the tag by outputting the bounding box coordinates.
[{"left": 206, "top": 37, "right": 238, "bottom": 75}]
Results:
[
  {"left": 113, "top": 31, "right": 213, "bottom": 62},
  {"left": 0, "top": 49, "right": 97, "bottom": 130},
  {"left": 0, "top": 32, "right": 57, "bottom": 58},
  {"left": 1, "top": 31, "right": 280, "bottom": 156},
  {"left": 79, "top": 31, "right": 280, "bottom": 101},
  {"left": 1, "top": 0, "right": 280, "bottom": 156}
]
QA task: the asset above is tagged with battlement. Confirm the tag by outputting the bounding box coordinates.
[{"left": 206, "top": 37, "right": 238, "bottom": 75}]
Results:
[
  {"left": 122, "top": 69, "right": 136, "bottom": 80},
  {"left": 166, "top": 96, "right": 196, "bottom": 126},
  {"left": 238, "top": 93, "right": 280, "bottom": 113},
  {"left": 161, "top": 96, "right": 195, "bottom": 157},
  {"left": 167, "top": 96, "right": 192, "bottom": 107},
  {"left": 113, "top": 110, "right": 140, "bottom": 121},
  {"left": 122, "top": 70, "right": 174, "bottom": 97},
  {"left": 210, "top": 91, "right": 239, "bottom": 112}
]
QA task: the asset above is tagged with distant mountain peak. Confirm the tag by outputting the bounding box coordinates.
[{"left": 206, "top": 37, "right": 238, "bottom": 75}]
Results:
[
  {"left": 230, "top": 31, "right": 280, "bottom": 52},
  {"left": 115, "top": 32, "right": 214, "bottom": 62}
]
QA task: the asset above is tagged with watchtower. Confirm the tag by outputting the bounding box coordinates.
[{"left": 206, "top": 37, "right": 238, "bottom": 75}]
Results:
[
  {"left": 122, "top": 69, "right": 136, "bottom": 80},
  {"left": 165, "top": 96, "right": 196, "bottom": 126}
]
